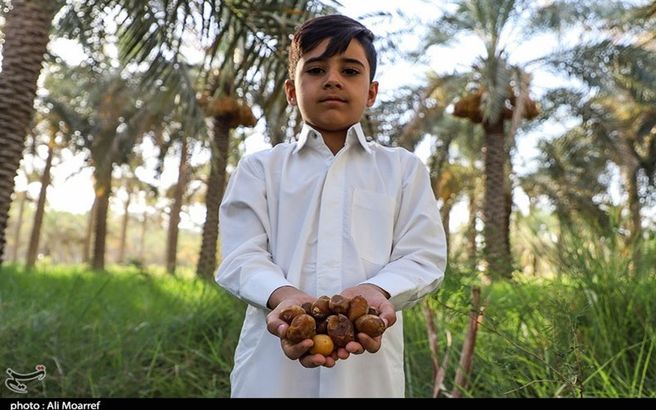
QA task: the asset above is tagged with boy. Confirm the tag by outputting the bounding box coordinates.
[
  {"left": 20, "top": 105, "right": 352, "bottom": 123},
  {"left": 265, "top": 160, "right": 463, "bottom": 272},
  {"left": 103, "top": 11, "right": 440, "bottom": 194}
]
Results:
[{"left": 216, "top": 14, "right": 447, "bottom": 398}]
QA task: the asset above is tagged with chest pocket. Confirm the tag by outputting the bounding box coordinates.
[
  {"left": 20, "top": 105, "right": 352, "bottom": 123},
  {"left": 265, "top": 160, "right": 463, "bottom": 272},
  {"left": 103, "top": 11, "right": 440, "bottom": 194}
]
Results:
[{"left": 351, "top": 189, "right": 396, "bottom": 265}]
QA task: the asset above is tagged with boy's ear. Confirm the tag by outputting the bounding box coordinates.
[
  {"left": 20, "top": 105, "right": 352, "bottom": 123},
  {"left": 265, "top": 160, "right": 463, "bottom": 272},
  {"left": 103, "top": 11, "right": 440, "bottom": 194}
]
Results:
[
  {"left": 285, "top": 79, "right": 297, "bottom": 106},
  {"left": 366, "top": 81, "right": 379, "bottom": 108}
]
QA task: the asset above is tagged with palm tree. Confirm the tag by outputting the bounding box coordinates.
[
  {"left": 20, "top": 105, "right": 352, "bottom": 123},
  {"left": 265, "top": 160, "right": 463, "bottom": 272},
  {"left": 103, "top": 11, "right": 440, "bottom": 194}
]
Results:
[
  {"left": 586, "top": 93, "right": 654, "bottom": 242},
  {"left": 191, "top": 2, "right": 334, "bottom": 279},
  {"left": 260, "top": 90, "right": 296, "bottom": 146},
  {"left": 520, "top": 126, "right": 612, "bottom": 233},
  {"left": 414, "top": 0, "right": 598, "bottom": 278},
  {"left": 432, "top": 119, "right": 483, "bottom": 264},
  {"left": 10, "top": 191, "right": 29, "bottom": 263},
  {"left": 22, "top": 103, "right": 74, "bottom": 269},
  {"left": 369, "top": 71, "right": 484, "bottom": 266},
  {"left": 0, "top": 0, "right": 333, "bottom": 268},
  {"left": 8, "top": 156, "right": 41, "bottom": 264},
  {"left": 66, "top": 0, "right": 333, "bottom": 278},
  {"left": 195, "top": 73, "right": 257, "bottom": 279},
  {"left": 83, "top": 199, "right": 97, "bottom": 264},
  {"left": 115, "top": 159, "right": 148, "bottom": 264},
  {"left": 165, "top": 132, "right": 190, "bottom": 275},
  {"left": 548, "top": 35, "right": 656, "bottom": 242},
  {"left": 25, "top": 137, "right": 56, "bottom": 269},
  {"left": 138, "top": 187, "right": 160, "bottom": 265},
  {"left": 0, "top": 0, "right": 61, "bottom": 266},
  {"left": 44, "top": 61, "right": 165, "bottom": 270},
  {"left": 450, "top": 65, "right": 537, "bottom": 281}
]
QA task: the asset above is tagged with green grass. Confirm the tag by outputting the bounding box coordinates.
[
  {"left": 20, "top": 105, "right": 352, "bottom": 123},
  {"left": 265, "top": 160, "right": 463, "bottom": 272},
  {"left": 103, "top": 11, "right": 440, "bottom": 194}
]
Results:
[
  {"left": 403, "top": 234, "right": 656, "bottom": 398},
  {"left": 2, "top": 240, "right": 655, "bottom": 397},
  {"left": 0, "top": 265, "right": 245, "bottom": 397}
]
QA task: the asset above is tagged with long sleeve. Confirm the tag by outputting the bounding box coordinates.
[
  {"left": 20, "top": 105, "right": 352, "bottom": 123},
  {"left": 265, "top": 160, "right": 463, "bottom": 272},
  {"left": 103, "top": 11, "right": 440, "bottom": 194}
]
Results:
[
  {"left": 215, "top": 156, "right": 293, "bottom": 310},
  {"left": 362, "top": 156, "right": 447, "bottom": 310}
]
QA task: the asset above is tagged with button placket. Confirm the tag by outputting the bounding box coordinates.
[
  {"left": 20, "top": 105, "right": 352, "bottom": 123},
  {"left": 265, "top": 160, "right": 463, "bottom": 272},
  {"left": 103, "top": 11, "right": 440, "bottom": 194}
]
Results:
[{"left": 315, "top": 149, "right": 348, "bottom": 296}]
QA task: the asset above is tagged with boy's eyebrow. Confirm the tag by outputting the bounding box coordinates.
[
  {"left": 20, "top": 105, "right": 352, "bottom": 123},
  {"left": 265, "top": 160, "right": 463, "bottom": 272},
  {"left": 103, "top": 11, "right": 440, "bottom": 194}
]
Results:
[{"left": 303, "top": 56, "right": 366, "bottom": 68}]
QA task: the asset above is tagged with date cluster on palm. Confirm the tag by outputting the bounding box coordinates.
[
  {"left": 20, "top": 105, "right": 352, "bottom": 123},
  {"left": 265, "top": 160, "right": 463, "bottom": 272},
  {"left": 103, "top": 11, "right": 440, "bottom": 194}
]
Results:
[
  {"left": 453, "top": 87, "right": 539, "bottom": 123},
  {"left": 280, "top": 295, "right": 386, "bottom": 356}
]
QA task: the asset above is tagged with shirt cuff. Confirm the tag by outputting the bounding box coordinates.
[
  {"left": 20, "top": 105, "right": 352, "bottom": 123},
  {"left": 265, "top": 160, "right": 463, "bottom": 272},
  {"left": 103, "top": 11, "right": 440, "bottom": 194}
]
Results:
[
  {"left": 241, "top": 271, "right": 294, "bottom": 311},
  {"left": 361, "top": 272, "right": 417, "bottom": 311}
]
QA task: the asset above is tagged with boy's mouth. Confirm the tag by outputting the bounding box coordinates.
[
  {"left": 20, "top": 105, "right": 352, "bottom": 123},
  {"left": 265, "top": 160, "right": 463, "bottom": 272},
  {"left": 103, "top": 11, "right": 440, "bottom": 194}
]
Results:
[{"left": 319, "top": 96, "right": 347, "bottom": 103}]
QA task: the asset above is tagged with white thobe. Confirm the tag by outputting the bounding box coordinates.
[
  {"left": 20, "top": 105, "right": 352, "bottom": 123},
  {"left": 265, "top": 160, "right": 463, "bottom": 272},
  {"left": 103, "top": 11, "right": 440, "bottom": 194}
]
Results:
[{"left": 216, "top": 122, "right": 447, "bottom": 398}]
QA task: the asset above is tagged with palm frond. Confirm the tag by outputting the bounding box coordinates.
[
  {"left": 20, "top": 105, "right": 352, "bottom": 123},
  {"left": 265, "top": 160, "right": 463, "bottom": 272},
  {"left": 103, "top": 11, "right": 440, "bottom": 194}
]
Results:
[
  {"left": 527, "top": 0, "right": 631, "bottom": 35},
  {"left": 548, "top": 41, "right": 656, "bottom": 103},
  {"left": 57, "top": 0, "right": 336, "bottom": 141},
  {"left": 521, "top": 129, "right": 612, "bottom": 230}
]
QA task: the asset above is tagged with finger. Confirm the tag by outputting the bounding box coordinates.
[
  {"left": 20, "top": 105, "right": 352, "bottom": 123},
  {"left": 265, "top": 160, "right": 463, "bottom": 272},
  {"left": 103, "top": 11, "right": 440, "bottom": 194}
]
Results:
[
  {"left": 273, "top": 323, "right": 287, "bottom": 339},
  {"left": 357, "top": 333, "right": 382, "bottom": 353},
  {"left": 379, "top": 304, "right": 397, "bottom": 328},
  {"left": 336, "top": 347, "right": 350, "bottom": 360},
  {"left": 323, "top": 356, "right": 336, "bottom": 368},
  {"left": 282, "top": 338, "right": 313, "bottom": 360},
  {"left": 267, "top": 315, "right": 287, "bottom": 337},
  {"left": 300, "top": 354, "right": 326, "bottom": 368},
  {"left": 330, "top": 351, "right": 340, "bottom": 362},
  {"left": 345, "top": 341, "right": 365, "bottom": 355}
]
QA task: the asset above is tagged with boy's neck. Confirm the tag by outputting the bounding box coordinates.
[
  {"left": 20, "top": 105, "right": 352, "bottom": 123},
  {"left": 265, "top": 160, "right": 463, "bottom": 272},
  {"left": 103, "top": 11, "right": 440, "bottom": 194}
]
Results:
[
  {"left": 322, "top": 130, "right": 347, "bottom": 155},
  {"left": 307, "top": 124, "right": 355, "bottom": 155}
]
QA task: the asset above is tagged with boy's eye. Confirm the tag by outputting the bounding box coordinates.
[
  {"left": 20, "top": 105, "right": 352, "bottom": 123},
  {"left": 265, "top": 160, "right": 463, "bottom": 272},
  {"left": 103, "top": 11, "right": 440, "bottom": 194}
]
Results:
[
  {"left": 343, "top": 68, "right": 360, "bottom": 76},
  {"left": 306, "top": 67, "right": 324, "bottom": 75}
]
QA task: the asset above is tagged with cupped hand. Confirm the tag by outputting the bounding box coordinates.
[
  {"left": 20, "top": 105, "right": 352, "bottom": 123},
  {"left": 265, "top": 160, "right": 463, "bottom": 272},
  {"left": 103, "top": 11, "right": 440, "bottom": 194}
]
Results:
[
  {"left": 340, "top": 284, "right": 396, "bottom": 354},
  {"left": 265, "top": 286, "right": 337, "bottom": 368}
]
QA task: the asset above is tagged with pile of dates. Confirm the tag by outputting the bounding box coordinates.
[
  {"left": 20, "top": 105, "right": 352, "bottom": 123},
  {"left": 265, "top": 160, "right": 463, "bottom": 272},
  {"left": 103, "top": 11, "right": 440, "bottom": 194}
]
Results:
[{"left": 280, "top": 295, "right": 386, "bottom": 356}]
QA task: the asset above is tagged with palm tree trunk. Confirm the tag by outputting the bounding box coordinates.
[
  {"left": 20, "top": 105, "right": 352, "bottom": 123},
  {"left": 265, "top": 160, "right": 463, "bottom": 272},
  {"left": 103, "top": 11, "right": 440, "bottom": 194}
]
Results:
[
  {"left": 625, "top": 166, "right": 642, "bottom": 276},
  {"left": 503, "top": 152, "right": 514, "bottom": 272},
  {"left": 140, "top": 211, "right": 147, "bottom": 263},
  {"left": 466, "top": 188, "right": 478, "bottom": 273},
  {"left": 91, "top": 168, "right": 112, "bottom": 271},
  {"left": 482, "top": 120, "right": 512, "bottom": 279},
  {"left": 429, "top": 135, "right": 456, "bottom": 255},
  {"left": 197, "top": 119, "right": 231, "bottom": 279},
  {"left": 118, "top": 192, "right": 131, "bottom": 264},
  {"left": 269, "top": 122, "right": 287, "bottom": 146},
  {"left": 83, "top": 198, "right": 98, "bottom": 264},
  {"left": 430, "top": 170, "right": 448, "bottom": 247},
  {"left": 26, "top": 142, "right": 54, "bottom": 269},
  {"left": 440, "top": 199, "right": 453, "bottom": 253},
  {"left": 267, "top": 101, "right": 288, "bottom": 146},
  {"left": 166, "top": 136, "right": 189, "bottom": 274},
  {"left": 616, "top": 134, "right": 642, "bottom": 273},
  {"left": 625, "top": 167, "right": 641, "bottom": 243},
  {"left": 11, "top": 192, "right": 28, "bottom": 263},
  {"left": 0, "top": 0, "right": 56, "bottom": 266}
]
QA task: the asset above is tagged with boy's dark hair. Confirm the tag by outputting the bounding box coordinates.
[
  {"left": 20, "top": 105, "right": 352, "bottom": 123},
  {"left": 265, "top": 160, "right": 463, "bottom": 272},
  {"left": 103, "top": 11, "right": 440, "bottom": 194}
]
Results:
[{"left": 288, "top": 15, "right": 377, "bottom": 82}]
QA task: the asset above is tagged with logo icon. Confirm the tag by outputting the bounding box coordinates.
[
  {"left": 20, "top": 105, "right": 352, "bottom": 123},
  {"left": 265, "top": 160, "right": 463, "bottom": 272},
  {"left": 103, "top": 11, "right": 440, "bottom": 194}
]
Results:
[{"left": 5, "top": 365, "right": 47, "bottom": 394}]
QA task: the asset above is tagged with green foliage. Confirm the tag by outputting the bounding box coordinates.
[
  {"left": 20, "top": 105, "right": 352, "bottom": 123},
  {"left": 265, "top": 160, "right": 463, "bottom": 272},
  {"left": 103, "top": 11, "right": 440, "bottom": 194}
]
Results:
[
  {"left": 520, "top": 128, "right": 613, "bottom": 232},
  {"left": 405, "top": 233, "right": 656, "bottom": 398},
  {"left": 0, "top": 265, "right": 245, "bottom": 397},
  {"left": 2, "top": 230, "right": 655, "bottom": 397}
]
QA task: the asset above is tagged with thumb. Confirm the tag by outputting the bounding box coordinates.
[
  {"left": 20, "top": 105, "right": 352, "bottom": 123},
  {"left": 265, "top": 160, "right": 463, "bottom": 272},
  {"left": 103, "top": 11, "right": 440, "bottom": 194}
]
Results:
[
  {"left": 379, "top": 303, "right": 397, "bottom": 328},
  {"left": 266, "top": 314, "right": 288, "bottom": 337},
  {"left": 277, "top": 323, "right": 288, "bottom": 338}
]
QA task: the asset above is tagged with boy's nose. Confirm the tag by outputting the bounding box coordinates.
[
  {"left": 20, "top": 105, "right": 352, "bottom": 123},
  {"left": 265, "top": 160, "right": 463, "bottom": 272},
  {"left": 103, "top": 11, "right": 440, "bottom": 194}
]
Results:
[
  {"left": 323, "top": 70, "right": 343, "bottom": 89},
  {"left": 323, "top": 79, "right": 343, "bottom": 89}
]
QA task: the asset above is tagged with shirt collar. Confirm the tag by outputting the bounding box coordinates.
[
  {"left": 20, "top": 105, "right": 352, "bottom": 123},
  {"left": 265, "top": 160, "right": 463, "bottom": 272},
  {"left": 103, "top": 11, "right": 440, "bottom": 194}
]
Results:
[{"left": 293, "top": 122, "right": 373, "bottom": 155}]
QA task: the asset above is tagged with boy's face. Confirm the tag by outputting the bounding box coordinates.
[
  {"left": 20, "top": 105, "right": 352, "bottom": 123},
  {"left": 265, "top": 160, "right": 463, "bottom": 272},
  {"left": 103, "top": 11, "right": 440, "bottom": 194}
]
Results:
[{"left": 285, "top": 38, "right": 378, "bottom": 136}]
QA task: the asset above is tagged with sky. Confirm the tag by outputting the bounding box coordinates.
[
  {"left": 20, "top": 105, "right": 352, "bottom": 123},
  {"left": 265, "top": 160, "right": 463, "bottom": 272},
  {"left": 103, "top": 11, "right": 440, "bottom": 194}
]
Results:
[{"left": 13, "top": 0, "right": 645, "bottom": 231}]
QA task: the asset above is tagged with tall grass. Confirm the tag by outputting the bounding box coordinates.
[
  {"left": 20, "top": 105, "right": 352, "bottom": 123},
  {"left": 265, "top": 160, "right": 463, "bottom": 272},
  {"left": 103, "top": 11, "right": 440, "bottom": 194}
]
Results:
[
  {"left": 404, "top": 230, "right": 656, "bottom": 397},
  {"left": 2, "top": 229, "right": 654, "bottom": 397},
  {"left": 0, "top": 265, "right": 244, "bottom": 397}
]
